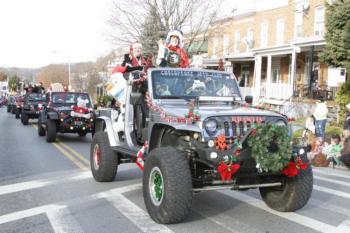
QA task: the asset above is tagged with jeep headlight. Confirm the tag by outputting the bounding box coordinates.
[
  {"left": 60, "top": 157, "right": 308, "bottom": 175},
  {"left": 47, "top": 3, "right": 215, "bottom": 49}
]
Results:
[
  {"left": 205, "top": 119, "right": 218, "bottom": 135},
  {"left": 276, "top": 120, "right": 287, "bottom": 127}
]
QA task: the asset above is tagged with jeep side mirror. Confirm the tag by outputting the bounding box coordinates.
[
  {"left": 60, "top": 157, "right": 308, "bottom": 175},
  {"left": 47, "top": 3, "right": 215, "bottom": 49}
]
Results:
[{"left": 245, "top": 96, "right": 253, "bottom": 104}]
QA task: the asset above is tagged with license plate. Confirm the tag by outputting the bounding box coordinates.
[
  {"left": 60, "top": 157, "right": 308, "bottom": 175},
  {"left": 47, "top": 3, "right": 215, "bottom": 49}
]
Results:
[{"left": 75, "top": 121, "right": 83, "bottom": 126}]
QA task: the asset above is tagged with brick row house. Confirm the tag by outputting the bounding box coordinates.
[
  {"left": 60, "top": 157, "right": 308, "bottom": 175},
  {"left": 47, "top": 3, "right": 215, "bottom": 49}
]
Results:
[{"left": 202, "top": 0, "right": 346, "bottom": 106}]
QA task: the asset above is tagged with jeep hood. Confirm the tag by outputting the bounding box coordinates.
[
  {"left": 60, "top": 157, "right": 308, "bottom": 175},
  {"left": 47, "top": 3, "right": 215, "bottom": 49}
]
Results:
[{"left": 158, "top": 104, "right": 283, "bottom": 119}]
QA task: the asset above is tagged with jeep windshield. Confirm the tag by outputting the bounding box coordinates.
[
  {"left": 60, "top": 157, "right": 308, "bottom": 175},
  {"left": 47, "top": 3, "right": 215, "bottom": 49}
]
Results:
[
  {"left": 27, "top": 93, "right": 45, "bottom": 102},
  {"left": 51, "top": 92, "right": 91, "bottom": 107},
  {"left": 151, "top": 70, "right": 240, "bottom": 100}
]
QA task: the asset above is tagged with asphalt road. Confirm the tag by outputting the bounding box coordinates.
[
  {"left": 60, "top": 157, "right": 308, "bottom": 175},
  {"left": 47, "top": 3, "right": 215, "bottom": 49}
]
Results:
[{"left": 1, "top": 107, "right": 350, "bottom": 233}]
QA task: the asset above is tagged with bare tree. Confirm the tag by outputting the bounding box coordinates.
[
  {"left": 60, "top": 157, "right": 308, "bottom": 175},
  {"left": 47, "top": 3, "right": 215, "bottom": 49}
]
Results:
[
  {"left": 108, "top": 0, "right": 224, "bottom": 55},
  {"left": 35, "top": 65, "right": 69, "bottom": 88}
]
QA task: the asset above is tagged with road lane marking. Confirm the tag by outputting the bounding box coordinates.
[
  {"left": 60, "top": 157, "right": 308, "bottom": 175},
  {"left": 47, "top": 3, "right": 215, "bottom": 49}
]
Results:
[
  {"left": 0, "top": 172, "right": 91, "bottom": 196},
  {"left": 47, "top": 206, "right": 84, "bottom": 233},
  {"left": 220, "top": 190, "right": 342, "bottom": 233},
  {"left": 52, "top": 142, "right": 88, "bottom": 170},
  {"left": 97, "top": 184, "right": 173, "bottom": 233},
  {"left": 31, "top": 124, "right": 89, "bottom": 170},
  {"left": 0, "top": 183, "right": 173, "bottom": 233},
  {"left": 314, "top": 175, "right": 350, "bottom": 188},
  {"left": 314, "top": 185, "right": 350, "bottom": 199},
  {"left": 56, "top": 140, "right": 90, "bottom": 165},
  {"left": 0, "top": 204, "right": 64, "bottom": 225},
  {"left": 313, "top": 168, "right": 350, "bottom": 179},
  {"left": 337, "top": 216, "right": 350, "bottom": 233}
]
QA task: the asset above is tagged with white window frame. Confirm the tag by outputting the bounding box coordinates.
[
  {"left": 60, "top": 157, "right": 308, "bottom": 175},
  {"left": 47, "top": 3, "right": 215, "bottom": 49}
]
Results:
[
  {"left": 234, "top": 31, "right": 241, "bottom": 53},
  {"left": 223, "top": 35, "right": 229, "bottom": 56},
  {"left": 276, "top": 18, "right": 285, "bottom": 45},
  {"left": 246, "top": 28, "right": 254, "bottom": 51},
  {"left": 314, "top": 6, "right": 325, "bottom": 36},
  {"left": 212, "top": 38, "right": 218, "bottom": 57},
  {"left": 294, "top": 11, "right": 303, "bottom": 38},
  {"left": 260, "top": 22, "right": 268, "bottom": 48}
]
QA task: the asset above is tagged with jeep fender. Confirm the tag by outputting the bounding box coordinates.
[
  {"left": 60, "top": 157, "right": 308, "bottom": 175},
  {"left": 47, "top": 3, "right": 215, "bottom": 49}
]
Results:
[
  {"left": 95, "top": 116, "right": 119, "bottom": 147},
  {"left": 47, "top": 112, "right": 59, "bottom": 120},
  {"left": 148, "top": 123, "right": 202, "bottom": 152}
]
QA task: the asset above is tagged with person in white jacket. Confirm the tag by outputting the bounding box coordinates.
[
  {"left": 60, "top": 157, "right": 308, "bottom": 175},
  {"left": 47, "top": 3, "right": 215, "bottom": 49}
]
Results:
[{"left": 313, "top": 99, "right": 328, "bottom": 139}]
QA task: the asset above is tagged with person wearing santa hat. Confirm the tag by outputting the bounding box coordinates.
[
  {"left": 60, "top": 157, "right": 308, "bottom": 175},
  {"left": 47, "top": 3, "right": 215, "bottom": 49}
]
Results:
[{"left": 156, "top": 29, "right": 189, "bottom": 68}]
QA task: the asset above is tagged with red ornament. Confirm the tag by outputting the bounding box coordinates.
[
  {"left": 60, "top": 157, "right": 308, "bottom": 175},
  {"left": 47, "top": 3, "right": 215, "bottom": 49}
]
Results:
[
  {"left": 217, "top": 162, "right": 240, "bottom": 181},
  {"left": 281, "top": 157, "right": 308, "bottom": 178}
]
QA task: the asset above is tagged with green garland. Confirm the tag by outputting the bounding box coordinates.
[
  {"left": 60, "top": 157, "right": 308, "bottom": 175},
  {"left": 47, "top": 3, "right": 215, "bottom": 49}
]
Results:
[{"left": 248, "top": 124, "right": 292, "bottom": 173}]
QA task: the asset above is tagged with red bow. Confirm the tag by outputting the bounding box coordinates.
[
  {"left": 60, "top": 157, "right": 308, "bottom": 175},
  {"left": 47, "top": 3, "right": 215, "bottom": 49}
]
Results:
[
  {"left": 281, "top": 158, "right": 308, "bottom": 178},
  {"left": 217, "top": 162, "right": 240, "bottom": 181},
  {"left": 72, "top": 106, "right": 89, "bottom": 114}
]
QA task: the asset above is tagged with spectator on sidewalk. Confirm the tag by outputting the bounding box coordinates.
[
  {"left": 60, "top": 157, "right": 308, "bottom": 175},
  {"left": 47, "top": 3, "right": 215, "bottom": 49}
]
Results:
[
  {"left": 303, "top": 115, "right": 316, "bottom": 137},
  {"left": 314, "top": 98, "right": 328, "bottom": 139},
  {"left": 343, "top": 103, "right": 350, "bottom": 130},
  {"left": 322, "top": 134, "right": 343, "bottom": 166},
  {"left": 340, "top": 130, "right": 350, "bottom": 169}
]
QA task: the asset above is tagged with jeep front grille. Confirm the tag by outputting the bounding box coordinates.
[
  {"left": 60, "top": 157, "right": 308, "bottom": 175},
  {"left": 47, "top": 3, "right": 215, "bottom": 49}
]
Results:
[{"left": 203, "top": 116, "right": 268, "bottom": 139}]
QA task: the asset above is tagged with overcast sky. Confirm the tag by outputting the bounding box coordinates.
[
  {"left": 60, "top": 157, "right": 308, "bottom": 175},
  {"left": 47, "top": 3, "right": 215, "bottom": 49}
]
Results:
[{"left": 0, "top": 0, "right": 250, "bottom": 69}]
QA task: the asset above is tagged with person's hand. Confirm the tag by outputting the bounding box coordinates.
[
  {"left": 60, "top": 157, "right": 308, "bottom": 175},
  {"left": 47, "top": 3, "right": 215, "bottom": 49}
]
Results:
[{"left": 158, "top": 39, "right": 164, "bottom": 49}]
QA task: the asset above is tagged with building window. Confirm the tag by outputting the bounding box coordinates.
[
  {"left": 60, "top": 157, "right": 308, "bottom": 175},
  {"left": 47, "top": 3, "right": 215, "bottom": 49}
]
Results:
[
  {"left": 276, "top": 19, "right": 285, "bottom": 45},
  {"left": 213, "top": 38, "right": 218, "bottom": 57},
  {"left": 223, "top": 35, "right": 229, "bottom": 56},
  {"left": 294, "top": 11, "right": 303, "bottom": 38},
  {"left": 246, "top": 28, "right": 254, "bottom": 51},
  {"left": 260, "top": 22, "right": 268, "bottom": 48},
  {"left": 314, "top": 6, "right": 325, "bottom": 36},
  {"left": 234, "top": 31, "right": 241, "bottom": 53}
]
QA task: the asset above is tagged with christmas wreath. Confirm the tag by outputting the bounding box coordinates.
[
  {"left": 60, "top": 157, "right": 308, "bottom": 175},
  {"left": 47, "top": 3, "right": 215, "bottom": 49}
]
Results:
[{"left": 248, "top": 124, "right": 292, "bottom": 173}]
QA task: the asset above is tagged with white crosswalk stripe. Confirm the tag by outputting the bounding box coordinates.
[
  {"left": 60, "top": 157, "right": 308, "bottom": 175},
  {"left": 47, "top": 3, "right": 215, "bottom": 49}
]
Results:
[{"left": 1, "top": 168, "right": 350, "bottom": 233}]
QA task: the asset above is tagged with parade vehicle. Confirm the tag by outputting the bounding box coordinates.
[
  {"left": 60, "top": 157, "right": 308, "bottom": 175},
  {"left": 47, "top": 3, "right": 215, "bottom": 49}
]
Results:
[
  {"left": 91, "top": 68, "right": 313, "bottom": 224},
  {"left": 38, "top": 90, "right": 95, "bottom": 142},
  {"left": 7, "top": 95, "right": 16, "bottom": 114},
  {"left": 20, "top": 93, "right": 46, "bottom": 125}
]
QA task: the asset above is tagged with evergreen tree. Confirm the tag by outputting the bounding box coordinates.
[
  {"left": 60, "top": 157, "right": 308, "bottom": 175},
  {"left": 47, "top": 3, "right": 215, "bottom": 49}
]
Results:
[
  {"left": 320, "top": 0, "right": 350, "bottom": 71},
  {"left": 139, "top": 7, "right": 167, "bottom": 57}
]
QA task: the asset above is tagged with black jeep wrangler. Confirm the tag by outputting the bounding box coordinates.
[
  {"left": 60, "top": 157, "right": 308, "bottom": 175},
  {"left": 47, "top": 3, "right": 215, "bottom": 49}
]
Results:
[
  {"left": 38, "top": 91, "right": 95, "bottom": 142},
  {"left": 21, "top": 93, "right": 46, "bottom": 125}
]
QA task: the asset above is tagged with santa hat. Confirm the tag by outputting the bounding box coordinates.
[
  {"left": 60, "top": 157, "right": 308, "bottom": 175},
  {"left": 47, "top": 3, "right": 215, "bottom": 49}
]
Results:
[
  {"left": 130, "top": 42, "right": 142, "bottom": 54},
  {"left": 165, "top": 29, "right": 184, "bottom": 47}
]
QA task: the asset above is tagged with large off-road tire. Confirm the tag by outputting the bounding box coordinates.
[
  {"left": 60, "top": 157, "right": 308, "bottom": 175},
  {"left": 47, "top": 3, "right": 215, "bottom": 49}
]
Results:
[
  {"left": 143, "top": 147, "right": 193, "bottom": 224},
  {"left": 90, "top": 132, "right": 118, "bottom": 182},
  {"left": 38, "top": 121, "right": 46, "bottom": 136},
  {"left": 259, "top": 166, "right": 313, "bottom": 212},
  {"left": 21, "top": 113, "right": 29, "bottom": 125},
  {"left": 15, "top": 108, "right": 20, "bottom": 119},
  {"left": 46, "top": 119, "right": 57, "bottom": 143}
]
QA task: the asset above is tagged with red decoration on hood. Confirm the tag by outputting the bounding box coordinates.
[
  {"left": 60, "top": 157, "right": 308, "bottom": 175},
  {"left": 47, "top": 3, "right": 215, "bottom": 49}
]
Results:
[
  {"left": 215, "top": 134, "right": 228, "bottom": 151},
  {"left": 72, "top": 105, "right": 89, "bottom": 114},
  {"left": 281, "top": 157, "right": 308, "bottom": 178},
  {"left": 217, "top": 162, "right": 240, "bottom": 181}
]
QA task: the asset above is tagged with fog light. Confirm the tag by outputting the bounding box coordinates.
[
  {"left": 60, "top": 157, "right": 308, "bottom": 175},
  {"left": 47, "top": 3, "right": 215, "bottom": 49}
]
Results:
[
  {"left": 70, "top": 126, "right": 74, "bottom": 130},
  {"left": 210, "top": 152, "right": 218, "bottom": 159},
  {"left": 208, "top": 140, "right": 215, "bottom": 148},
  {"left": 90, "top": 118, "right": 94, "bottom": 122},
  {"left": 193, "top": 133, "right": 199, "bottom": 140},
  {"left": 60, "top": 118, "right": 64, "bottom": 122},
  {"left": 299, "top": 148, "right": 305, "bottom": 155},
  {"left": 82, "top": 127, "right": 86, "bottom": 130}
]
